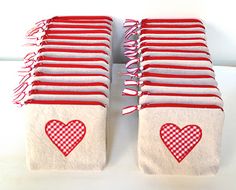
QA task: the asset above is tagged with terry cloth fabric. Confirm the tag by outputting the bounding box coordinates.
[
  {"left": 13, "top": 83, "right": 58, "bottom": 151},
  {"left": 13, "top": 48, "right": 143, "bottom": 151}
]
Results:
[
  {"left": 14, "top": 16, "right": 113, "bottom": 170},
  {"left": 122, "top": 18, "right": 225, "bottom": 175}
]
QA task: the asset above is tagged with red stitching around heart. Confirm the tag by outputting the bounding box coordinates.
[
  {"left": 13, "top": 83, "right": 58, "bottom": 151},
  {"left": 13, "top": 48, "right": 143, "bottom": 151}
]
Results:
[
  {"left": 160, "top": 123, "right": 202, "bottom": 163},
  {"left": 45, "top": 119, "right": 86, "bottom": 156}
]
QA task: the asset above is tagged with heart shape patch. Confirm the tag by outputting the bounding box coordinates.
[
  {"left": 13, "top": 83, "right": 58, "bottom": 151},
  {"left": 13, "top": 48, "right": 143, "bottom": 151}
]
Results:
[
  {"left": 45, "top": 119, "right": 86, "bottom": 156},
  {"left": 160, "top": 123, "right": 202, "bottom": 163}
]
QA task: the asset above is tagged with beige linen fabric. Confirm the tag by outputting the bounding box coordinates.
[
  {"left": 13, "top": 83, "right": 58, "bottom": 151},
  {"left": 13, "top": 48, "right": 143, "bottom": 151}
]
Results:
[
  {"left": 26, "top": 104, "right": 107, "bottom": 170},
  {"left": 138, "top": 107, "right": 224, "bottom": 175}
]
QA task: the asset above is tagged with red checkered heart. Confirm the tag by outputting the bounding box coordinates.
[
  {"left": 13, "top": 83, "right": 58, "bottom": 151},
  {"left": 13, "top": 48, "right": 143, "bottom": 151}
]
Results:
[
  {"left": 160, "top": 123, "right": 202, "bottom": 163},
  {"left": 45, "top": 119, "right": 86, "bottom": 156}
]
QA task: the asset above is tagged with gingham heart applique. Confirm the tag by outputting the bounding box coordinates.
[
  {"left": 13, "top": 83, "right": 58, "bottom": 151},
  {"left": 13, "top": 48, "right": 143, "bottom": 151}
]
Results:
[
  {"left": 45, "top": 119, "right": 86, "bottom": 156},
  {"left": 160, "top": 123, "right": 202, "bottom": 163}
]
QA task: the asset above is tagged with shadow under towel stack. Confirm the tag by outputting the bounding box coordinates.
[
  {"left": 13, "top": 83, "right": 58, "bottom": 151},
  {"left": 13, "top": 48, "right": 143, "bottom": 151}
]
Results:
[
  {"left": 123, "top": 18, "right": 224, "bottom": 175},
  {"left": 14, "top": 16, "right": 113, "bottom": 170}
]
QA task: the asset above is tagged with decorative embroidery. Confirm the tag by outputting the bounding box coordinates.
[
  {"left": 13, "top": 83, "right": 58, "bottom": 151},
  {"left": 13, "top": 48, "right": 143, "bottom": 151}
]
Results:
[
  {"left": 160, "top": 123, "right": 202, "bottom": 163},
  {"left": 45, "top": 120, "right": 86, "bottom": 156}
]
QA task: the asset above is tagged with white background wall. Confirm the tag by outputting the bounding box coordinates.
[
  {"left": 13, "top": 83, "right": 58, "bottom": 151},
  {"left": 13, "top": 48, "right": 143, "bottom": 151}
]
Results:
[{"left": 0, "top": 0, "right": 236, "bottom": 65}]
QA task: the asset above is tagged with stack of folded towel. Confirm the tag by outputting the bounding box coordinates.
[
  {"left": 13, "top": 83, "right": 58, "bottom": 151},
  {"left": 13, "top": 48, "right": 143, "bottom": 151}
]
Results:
[
  {"left": 14, "top": 16, "right": 113, "bottom": 170},
  {"left": 123, "top": 18, "right": 224, "bottom": 175}
]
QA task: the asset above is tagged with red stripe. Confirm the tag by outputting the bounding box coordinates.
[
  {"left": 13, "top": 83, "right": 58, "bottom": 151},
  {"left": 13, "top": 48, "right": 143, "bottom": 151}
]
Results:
[
  {"left": 142, "top": 103, "right": 223, "bottom": 111},
  {"left": 143, "top": 81, "right": 217, "bottom": 88},
  {"left": 141, "top": 92, "right": 221, "bottom": 99},
  {"left": 41, "top": 41, "right": 110, "bottom": 48},
  {"left": 32, "top": 81, "right": 108, "bottom": 88},
  {"left": 143, "top": 64, "right": 213, "bottom": 71},
  {"left": 142, "top": 56, "right": 211, "bottom": 62},
  {"left": 25, "top": 99, "right": 106, "bottom": 107},
  {"left": 47, "top": 24, "right": 111, "bottom": 31},
  {"left": 142, "top": 19, "right": 203, "bottom": 23},
  {"left": 141, "top": 23, "right": 205, "bottom": 29},
  {"left": 34, "top": 72, "right": 109, "bottom": 78},
  {"left": 141, "top": 29, "right": 205, "bottom": 35},
  {"left": 38, "top": 47, "right": 109, "bottom": 54},
  {"left": 141, "top": 48, "right": 210, "bottom": 55},
  {"left": 52, "top": 16, "right": 113, "bottom": 21},
  {"left": 142, "top": 72, "right": 214, "bottom": 79},
  {"left": 140, "top": 42, "right": 207, "bottom": 47},
  {"left": 50, "top": 20, "right": 111, "bottom": 25},
  {"left": 29, "top": 89, "right": 107, "bottom": 97},
  {"left": 45, "top": 29, "right": 111, "bottom": 35},
  {"left": 37, "top": 56, "right": 109, "bottom": 64},
  {"left": 140, "top": 36, "right": 206, "bottom": 41},
  {"left": 42, "top": 35, "right": 110, "bottom": 42},
  {"left": 34, "top": 63, "right": 108, "bottom": 71}
]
